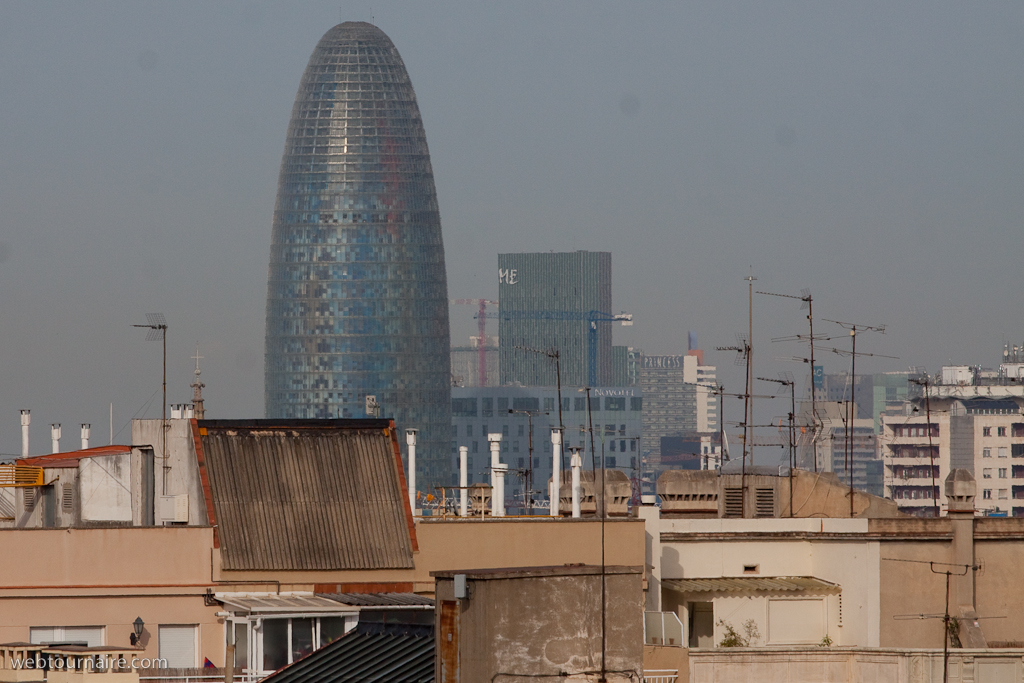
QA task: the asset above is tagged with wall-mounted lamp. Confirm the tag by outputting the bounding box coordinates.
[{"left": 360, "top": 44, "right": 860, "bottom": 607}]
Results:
[{"left": 130, "top": 617, "right": 144, "bottom": 646}]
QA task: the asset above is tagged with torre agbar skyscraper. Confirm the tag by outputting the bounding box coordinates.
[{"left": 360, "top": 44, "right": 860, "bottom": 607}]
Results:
[{"left": 265, "top": 22, "right": 452, "bottom": 486}]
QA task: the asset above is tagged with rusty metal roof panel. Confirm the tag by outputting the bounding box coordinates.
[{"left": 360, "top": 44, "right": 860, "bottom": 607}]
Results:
[
  {"left": 663, "top": 576, "right": 840, "bottom": 594},
  {"left": 198, "top": 420, "right": 414, "bottom": 571}
]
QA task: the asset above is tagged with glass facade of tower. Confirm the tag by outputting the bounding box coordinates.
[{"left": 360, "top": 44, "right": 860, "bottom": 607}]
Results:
[
  {"left": 498, "top": 251, "right": 613, "bottom": 387},
  {"left": 265, "top": 22, "right": 452, "bottom": 487}
]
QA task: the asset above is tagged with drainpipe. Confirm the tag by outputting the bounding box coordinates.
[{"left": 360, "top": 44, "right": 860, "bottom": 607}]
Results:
[
  {"left": 571, "top": 449, "right": 582, "bottom": 518},
  {"left": 493, "top": 464, "right": 507, "bottom": 517},
  {"left": 80, "top": 424, "right": 90, "bottom": 450},
  {"left": 20, "top": 410, "right": 30, "bottom": 458},
  {"left": 406, "top": 429, "right": 417, "bottom": 515},
  {"left": 459, "top": 446, "right": 468, "bottom": 517},
  {"left": 551, "top": 429, "right": 562, "bottom": 517},
  {"left": 50, "top": 424, "right": 61, "bottom": 454}
]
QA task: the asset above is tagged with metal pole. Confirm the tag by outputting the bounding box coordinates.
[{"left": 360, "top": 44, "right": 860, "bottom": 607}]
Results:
[
  {"left": 809, "top": 297, "right": 817, "bottom": 472},
  {"left": 459, "top": 446, "right": 468, "bottom": 516},
  {"left": 527, "top": 411, "right": 533, "bottom": 514},
  {"left": 850, "top": 328, "right": 856, "bottom": 518},
  {"left": 790, "top": 382, "right": 796, "bottom": 517},
  {"left": 925, "top": 380, "right": 938, "bottom": 517},
  {"left": 943, "top": 570, "right": 951, "bottom": 683},
  {"left": 162, "top": 326, "right": 167, "bottom": 494}
]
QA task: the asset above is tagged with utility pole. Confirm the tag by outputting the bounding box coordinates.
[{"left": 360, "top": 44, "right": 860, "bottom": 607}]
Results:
[{"left": 515, "top": 345, "right": 564, "bottom": 478}]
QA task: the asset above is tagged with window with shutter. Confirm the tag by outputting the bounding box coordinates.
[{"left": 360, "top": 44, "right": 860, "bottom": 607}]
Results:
[
  {"left": 62, "top": 483, "right": 73, "bottom": 513},
  {"left": 24, "top": 488, "right": 36, "bottom": 510},
  {"left": 30, "top": 626, "right": 104, "bottom": 646},
  {"left": 159, "top": 625, "right": 197, "bottom": 668}
]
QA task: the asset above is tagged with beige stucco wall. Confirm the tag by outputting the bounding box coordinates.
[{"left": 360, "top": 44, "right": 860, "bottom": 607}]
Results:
[
  {"left": 0, "top": 527, "right": 222, "bottom": 665},
  {"left": 689, "top": 647, "right": 1024, "bottom": 683},
  {"left": 414, "top": 517, "right": 646, "bottom": 586},
  {"left": 657, "top": 518, "right": 881, "bottom": 647}
]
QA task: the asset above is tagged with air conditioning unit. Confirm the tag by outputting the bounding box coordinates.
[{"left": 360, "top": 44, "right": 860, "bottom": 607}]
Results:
[{"left": 159, "top": 494, "right": 189, "bottom": 523}]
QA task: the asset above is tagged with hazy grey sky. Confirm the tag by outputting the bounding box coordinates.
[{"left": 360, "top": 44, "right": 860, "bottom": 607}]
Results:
[{"left": 1, "top": 2, "right": 1021, "bottom": 461}]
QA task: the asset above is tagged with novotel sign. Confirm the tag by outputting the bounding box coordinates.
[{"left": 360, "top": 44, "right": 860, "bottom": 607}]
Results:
[
  {"left": 641, "top": 356, "right": 686, "bottom": 369},
  {"left": 592, "top": 388, "right": 638, "bottom": 397}
]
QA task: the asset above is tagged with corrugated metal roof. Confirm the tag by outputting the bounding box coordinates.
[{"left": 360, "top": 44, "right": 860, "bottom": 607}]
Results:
[
  {"left": 319, "top": 593, "right": 435, "bottom": 607},
  {"left": 663, "top": 576, "right": 841, "bottom": 594},
  {"left": 197, "top": 420, "right": 415, "bottom": 571},
  {"left": 220, "top": 595, "right": 357, "bottom": 614},
  {"left": 262, "top": 632, "right": 434, "bottom": 683}
]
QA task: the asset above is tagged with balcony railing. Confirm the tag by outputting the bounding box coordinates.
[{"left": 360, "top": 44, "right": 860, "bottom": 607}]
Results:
[{"left": 643, "top": 671, "right": 679, "bottom": 683}]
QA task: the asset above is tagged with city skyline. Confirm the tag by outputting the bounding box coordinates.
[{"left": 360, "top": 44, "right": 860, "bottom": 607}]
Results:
[{"left": 0, "top": 3, "right": 1022, "bottom": 462}]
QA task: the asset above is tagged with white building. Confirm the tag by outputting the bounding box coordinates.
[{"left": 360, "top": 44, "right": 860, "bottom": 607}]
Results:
[{"left": 881, "top": 396, "right": 1024, "bottom": 516}]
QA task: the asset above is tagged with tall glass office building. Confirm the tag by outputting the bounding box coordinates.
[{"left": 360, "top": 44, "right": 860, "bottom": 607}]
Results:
[{"left": 265, "top": 22, "right": 452, "bottom": 486}]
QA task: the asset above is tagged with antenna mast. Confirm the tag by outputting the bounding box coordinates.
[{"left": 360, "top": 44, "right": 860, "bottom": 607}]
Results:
[
  {"left": 133, "top": 313, "right": 167, "bottom": 494},
  {"left": 191, "top": 344, "right": 205, "bottom": 420},
  {"left": 823, "top": 319, "right": 889, "bottom": 517}
]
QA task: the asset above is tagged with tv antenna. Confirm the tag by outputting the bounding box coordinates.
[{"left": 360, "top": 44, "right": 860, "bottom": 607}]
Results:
[
  {"left": 887, "top": 558, "right": 1000, "bottom": 683},
  {"left": 822, "top": 318, "right": 892, "bottom": 517},
  {"left": 133, "top": 313, "right": 167, "bottom": 494},
  {"left": 758, "top": 371, "right": 796, "bottom": 515},
  {"left": 759, "top": 288, "right": 820, "bottom": 471},
  {"left": 909, "top": 374, "right": 939, "bottom": 517}
]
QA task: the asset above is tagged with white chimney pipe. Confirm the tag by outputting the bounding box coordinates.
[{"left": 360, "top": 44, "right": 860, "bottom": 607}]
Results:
[
  {"left": 550, "top": 429, "right": 562, "bottom": 517},
  {"left": 185, "top": 404, "right": 194, "bottom": 419},
  {"left": 171, "top": 405, "right": 182, "bottom": 420},
  {"left": 406, "top": 429, "right": 417, "bottom": 515},
  {"left": 459, "top": 445, "right": 469, "bottom": 517},
  {"left": 571, "top": 449, "right": 582, "bottom": 518},
  {"left": 81, "top": 424, "right": 91, "bottom": 450},
  {"left": 20, "top": 410, "right": 30, "bottom": 459},
  {"left": 493, "top": 464, "right": 507, "bottom": 517},
  {"left": 488, "top": 433, "right": 502, "bottom": 514},
  {"left": 50, "top": 424, "right": 61, "bottom": 454}
]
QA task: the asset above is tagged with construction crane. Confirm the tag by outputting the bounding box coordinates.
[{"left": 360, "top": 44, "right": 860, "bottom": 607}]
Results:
[
  {"left": 477, "top": 309, "right": 633, "bottom": 386},
  {"left": 449, "top": 299, "right": 498, "bottom": 386}
]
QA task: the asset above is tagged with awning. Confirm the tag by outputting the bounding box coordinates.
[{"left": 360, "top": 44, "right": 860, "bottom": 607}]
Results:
[
  {"left": 219, "top": 594, "right": 357, "bottom": 614},
  {"left": 663, "top": 576, "right": 840, "bottom": 594}
]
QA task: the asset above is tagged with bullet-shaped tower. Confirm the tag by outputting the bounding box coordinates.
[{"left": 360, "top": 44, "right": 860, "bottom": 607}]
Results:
[{"left": 265, "top": 22, "right": 452, "bottom": 486}]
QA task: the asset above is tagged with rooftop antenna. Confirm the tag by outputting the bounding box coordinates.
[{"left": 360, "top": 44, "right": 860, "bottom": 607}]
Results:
[
  {"left": 759, "top": 288, "right": 821, "bottom": 471},
  {"left": 744, "top": 273, "right": 756, "bottom": 488},
  {"left": 822, "top": 318, "right": 890, "bottom": 517},
  {"left": 887, "top": 558, "right": 1000, "bottom": 683},
  {"left": 758, "top": 371, "right": 796, "bottom": 515},
  {"left": 133, "top": 313, "right": 167, "bottom": 494},
  {"left": 190, "top": 344, "right": 205, "bottom": 420},
  {"left": 909, "top": 374, "right": 939, "bottom": 517}
]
